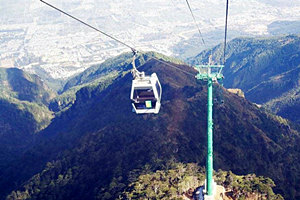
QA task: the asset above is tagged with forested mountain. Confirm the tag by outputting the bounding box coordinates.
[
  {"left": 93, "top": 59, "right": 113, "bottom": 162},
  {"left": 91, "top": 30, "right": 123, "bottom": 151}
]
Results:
[
  {"left": 189, "top": 35, "right": 300, "bottom": 123},
  {"left": 62, "top": 51, "right": 183, "bottom": 92},
  {"left": 1, "top": 58, "right": 299, "bottom": 200},
  {"left": 123, "top": 163, "right": 282, "bottom": 200},
  {"left": 0, "top": 68, "right": 55, "bottom": 135},
  {"left": 0, "top": 68, "right": 55, "bottom": 105},
  {"left": 49, "top": 51, "right": 183, "bottom": 113},
  {"left": 0, "top": 68, "right": 54, "bottom": 180}
]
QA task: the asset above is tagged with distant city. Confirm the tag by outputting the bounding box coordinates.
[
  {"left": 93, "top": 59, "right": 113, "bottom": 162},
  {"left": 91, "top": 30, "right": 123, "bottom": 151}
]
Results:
[{"left": 1, "top": 0, "right": 300, "bottom": 80}]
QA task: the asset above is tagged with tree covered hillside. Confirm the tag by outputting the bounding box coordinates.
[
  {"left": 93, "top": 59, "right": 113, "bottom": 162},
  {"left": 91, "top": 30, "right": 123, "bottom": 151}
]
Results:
[
  {"left": 123, "top": 163, "right": 283, "bottom": 200},
  {"left": 0, "top": 68, "right": 55, "bottom": 183},
  {"left": 189, "top": 35, "right": 300, "bottom": 123},
  {"left": 0, "top": 68, "right": 55, "bottom": 134},
  {"left": 1, "top": 58, "right": 299, "bottom": 200},
  {"left": 50, "top": 51, "right": 183, "bottom": 113}
]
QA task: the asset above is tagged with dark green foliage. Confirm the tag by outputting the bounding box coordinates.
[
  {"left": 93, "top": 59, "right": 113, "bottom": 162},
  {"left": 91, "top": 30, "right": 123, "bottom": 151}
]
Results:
[
  {"left": 123, "top": 164, "right": 282, "bottom": 200},
  {"left": 215, "top": 170, "right": 283, "bottom": 200},
  {"left": 0, "top": 98, "right": 37, "bottom": 167},
  {"left": 63, "top": 51, "right": 183, "bottom": 92},
  {"left": 0, "top": 68, "right": 54, "bottom": 196},
  {"left": 50, "top": 51, "right": 183, "bottom": 113},
  {"left": 49, "top": 72, "right": 118, "bottom": 113},
  {"left": 2, "top": 58, "right": 299, "bottom": 200},
  {"left": 123, "top": 163, "right": 205, "bottom": 200},
  {"left": 189, "top": 35, "right": 300, "bottom": 122},
  {"left": 0, "top": 68, "right": 55, "bottom": 135},
  {"left": 0, "top": 68, "right": 56, "bottom": 105}
]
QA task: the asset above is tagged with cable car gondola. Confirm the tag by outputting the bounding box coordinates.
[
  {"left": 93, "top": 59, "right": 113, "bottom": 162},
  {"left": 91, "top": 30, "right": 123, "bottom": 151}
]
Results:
[{"left": 130, "top": 53, "right": 162, "bottom": 114}]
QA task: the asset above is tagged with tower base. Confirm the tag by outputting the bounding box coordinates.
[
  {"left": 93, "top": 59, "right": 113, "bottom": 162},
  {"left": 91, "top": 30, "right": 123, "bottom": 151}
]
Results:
[{"left": 203, "top": 180, "right": 225, "bottom": 200}]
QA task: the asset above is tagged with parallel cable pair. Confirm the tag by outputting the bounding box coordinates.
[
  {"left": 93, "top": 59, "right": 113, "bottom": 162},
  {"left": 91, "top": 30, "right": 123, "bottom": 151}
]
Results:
[{"left": 184, "top": 0, "right": 229, "bottom": 65}]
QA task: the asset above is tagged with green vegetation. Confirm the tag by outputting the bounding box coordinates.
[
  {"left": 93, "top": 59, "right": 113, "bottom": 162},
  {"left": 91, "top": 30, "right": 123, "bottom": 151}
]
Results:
[
  {"left": 189, "top": 34, "right": 300, "bottom": 122},
  {"left": 124, "top": 163, "right": 205, "bottom": 200},
  {"left": 50, "top": 71, "right": 118, "bottom": 113},
  {"left": 63, "top": 51, "right": 183, "bottom": 92},
  {"left": 0, "top": 68, "right": 54, "bottom": 190},
  {"left": 1, "top": 56, "right": 299, "bottom": 200},
  {"left": 0, "top": 96, "right": 53, "bottom": 174},
  {"left": 1, "top": 47, "right": 300, "bottom": 200},
  {"left": 264, "top": 86, "right": 300, "bottom": 123},
  {"left": 6, "top": 162, "right": 283, "bottom": 200},
  {"left": 215, "top": 170, "right": 283, "bottom": 200},
  {"left": 51, "top": 51, "right": 184, "bottom": 113},
  {"left": 0, "top": 68, "right": 54, "bottom": 133},
  {"left": 0, "top": 68, "right": 56, "bottom": 105},
  {"left": 123, "top": 163, "right": 283, "bottom": 200},
  {"left": 0, "top": 96, "right": 53, "bottom": 132}
]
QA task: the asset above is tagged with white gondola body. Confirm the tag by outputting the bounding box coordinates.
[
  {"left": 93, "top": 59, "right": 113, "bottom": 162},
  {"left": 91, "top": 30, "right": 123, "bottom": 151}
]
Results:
[{"left": 130, "top": 73, "right": 162, "bottom": 114}]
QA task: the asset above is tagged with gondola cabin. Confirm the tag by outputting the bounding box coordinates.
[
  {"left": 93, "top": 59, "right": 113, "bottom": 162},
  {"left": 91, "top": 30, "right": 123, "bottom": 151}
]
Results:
[{"left": 130, "top": 73, "right": 162, "bottom": 114}]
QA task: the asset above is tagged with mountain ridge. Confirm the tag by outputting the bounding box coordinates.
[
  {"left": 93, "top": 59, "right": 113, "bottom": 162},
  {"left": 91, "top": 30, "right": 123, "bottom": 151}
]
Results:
[
  {"left": 189, "top": 34, "right": 300, "bottom": 123},
  {"left": 1, "top": 58, "right": 299, "bottom": 199},
  {"left": 0, "top": 68, "right": 54, "bottom": 184},
  {"left": 49, "top": 51, "right": 184, "bottom": 113}
]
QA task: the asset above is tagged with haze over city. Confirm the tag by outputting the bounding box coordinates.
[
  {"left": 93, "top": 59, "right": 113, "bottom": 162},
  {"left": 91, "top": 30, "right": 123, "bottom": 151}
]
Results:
[{"left": 1, "top": 0, "right": 300, "bottom": 79}]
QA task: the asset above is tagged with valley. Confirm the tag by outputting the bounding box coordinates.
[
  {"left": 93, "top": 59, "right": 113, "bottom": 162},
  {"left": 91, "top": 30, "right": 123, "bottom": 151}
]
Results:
[
  {"left": 190, "top": 35, "right": 300, "bottom": 123},
  {"left": 0, "top": 52, "right": 299, "bottom": 199},
  {"left": 1, "top": 1, "right": 300, "bottom": 199}
]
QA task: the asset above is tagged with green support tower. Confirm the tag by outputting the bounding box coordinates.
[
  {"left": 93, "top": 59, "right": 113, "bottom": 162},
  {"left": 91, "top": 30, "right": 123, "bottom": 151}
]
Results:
[{"left": 195, "top": 64, "right": 224, "bottom": 197}]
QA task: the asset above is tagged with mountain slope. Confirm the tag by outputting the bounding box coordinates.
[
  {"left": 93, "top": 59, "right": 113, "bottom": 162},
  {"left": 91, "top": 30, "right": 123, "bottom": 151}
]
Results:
[
  {"left": 63, "top": 51, "right": 184, "bottom": 92},
  {"left": 49, "top": 51, "right": 183, "bottom": 112},
  {"left": 0, "top": 68, "right": 54, "bottom": 180},
  {"left": 189, "top": 35, "right": 300, "bottom": 123},
  {"left": 0, "top": 68, "right": 55, "bottom": 134},
  {"left": 123, "top": 163, "right": 283, "bottom": 200},
  {"left": 1, "top": 59, "right": 299, "bottom": 200},
  {"left": 0, "top": 68, "right": 56, "bottom": 105}
]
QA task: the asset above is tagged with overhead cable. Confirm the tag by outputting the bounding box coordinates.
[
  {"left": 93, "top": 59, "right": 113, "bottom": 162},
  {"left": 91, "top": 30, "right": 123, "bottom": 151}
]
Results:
[
  {"left": 40, "top": 0, "right": 137, "bottom": 52},
  {"left": 185, "top": 0, "right": 206, "bottom": 48},
  {"left": 40, "top": 0, "right": 196, "bottom": 77},
  {"left": 149, "top": 56, "right": 196, "bottom": 77},
  {"left": 223, "top": 0, "right": 229, "bottom": 65}
]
